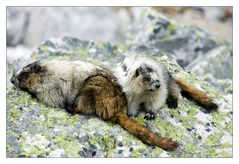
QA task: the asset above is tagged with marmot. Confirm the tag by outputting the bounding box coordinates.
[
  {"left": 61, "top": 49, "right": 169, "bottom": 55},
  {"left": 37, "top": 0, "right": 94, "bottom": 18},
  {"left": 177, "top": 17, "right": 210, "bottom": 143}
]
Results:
[
  {"left": 11, "top": 60, "right": 178, "bottom": 150},
  {"left": 113, "top": 54, "right": 218, "bottom": 119}
]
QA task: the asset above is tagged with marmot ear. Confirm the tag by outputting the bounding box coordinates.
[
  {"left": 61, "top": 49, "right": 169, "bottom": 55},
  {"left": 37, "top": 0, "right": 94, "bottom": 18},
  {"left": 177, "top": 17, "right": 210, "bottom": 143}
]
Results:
[
  {"left": 135, "top": 66, "right": 143, "bottom": 77},
  {"left": 32, "top": 63, "right": 42, "bottom": 73},
  {"left": 121, "top": 64, "right": 127, "bottom": 72}
]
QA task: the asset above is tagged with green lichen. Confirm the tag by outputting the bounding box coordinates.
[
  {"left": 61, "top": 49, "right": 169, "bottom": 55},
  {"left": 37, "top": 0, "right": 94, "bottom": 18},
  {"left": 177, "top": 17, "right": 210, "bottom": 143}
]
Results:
[
  {"left": 39, "top": 45, "right": 50, "bottom": 54},
  {"left": 205, "top": 133, "right": 224, "bottom": 147},
  {"left": 24, "top": 147, "right": 45, "bottom": 157},
  {"left": 132, "top": 150, "right": 140, "bottom": 157},
  {"left": 9, "top": 108, "right": 21, "bottom": 122},
  {"left": 73, "top": 49, "right": 90, "bottom": 60},
  {"left": 195, "top": 31, "right": 202, "bottom": 39},
  {"left": 185, "top": 145, "right": 198, "bottom": 151},
  {"left": 148, "top": 148, "right": 164, "bottom": 157},
  {"left": 101, "top": 135, "right": 116, "bottom": 150},
  {"left": 220, "top": 151, "right": 232, "bottom": 158},
  {"left": 165, "top": 23, "right": 177, "bottom": 39},
  {"left": 97, "top": 41, "right": 105, "bottom": 49},
  {"left": 116, "top": 43, "right": 129, "bottom": 52},
  {"left": 134, "top": 115, "right": 146, "bottom": 125}
]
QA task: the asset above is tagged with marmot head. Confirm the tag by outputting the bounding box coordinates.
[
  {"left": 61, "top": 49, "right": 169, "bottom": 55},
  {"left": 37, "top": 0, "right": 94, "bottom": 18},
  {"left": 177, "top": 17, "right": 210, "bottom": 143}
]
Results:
[
  {"left": 121, "top": 54, "right": 165, "bottom": 94},
  {"left": 11, "top": 60, "right": 45, "bottom": 95},
  {"left": 130, "top": 64, "right": 163, "bottom": 93}
]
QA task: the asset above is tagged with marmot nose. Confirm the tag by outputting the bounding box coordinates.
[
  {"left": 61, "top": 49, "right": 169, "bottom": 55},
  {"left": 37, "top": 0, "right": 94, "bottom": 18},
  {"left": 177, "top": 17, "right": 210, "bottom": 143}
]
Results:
[
  {"left": 10, "top": 76, "right": 18, "bottom": 85},
  {"left": 155, "top": 84, "right": 160, "bottom": 89},
  {"left": 10, "top": 77, "right": 15, "bottom": 84}
]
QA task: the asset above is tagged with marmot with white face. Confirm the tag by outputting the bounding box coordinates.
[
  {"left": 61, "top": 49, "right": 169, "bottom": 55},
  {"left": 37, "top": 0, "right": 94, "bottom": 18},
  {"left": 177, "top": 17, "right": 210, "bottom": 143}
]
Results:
[
  {"left": 11, "top": 60, "right": 178, "bottom": 151},
  {"left": 113, "top": 54, "right": 218, "bottom": 119}
]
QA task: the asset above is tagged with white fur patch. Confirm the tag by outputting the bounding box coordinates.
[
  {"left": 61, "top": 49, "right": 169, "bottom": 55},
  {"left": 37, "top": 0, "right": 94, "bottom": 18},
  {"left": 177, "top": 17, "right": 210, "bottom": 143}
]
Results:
[{"left": 113, "top": 53, "right": 169, "bottom": 115}]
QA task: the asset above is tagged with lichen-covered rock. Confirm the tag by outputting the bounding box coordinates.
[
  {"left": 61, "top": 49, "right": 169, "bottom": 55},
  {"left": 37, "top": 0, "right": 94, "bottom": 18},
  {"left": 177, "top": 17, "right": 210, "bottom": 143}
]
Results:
[
  {"left": 126, "top": 9, "right": 231, "bottom": 68},
  {"left": 213, "top": 79, "right": 232, "bottom": 95},
  {"left": 186, "top": 46, "right": 232, "bottom": 83},
  {"left": 7, "top": 37, "right": 232, "bottom": 157}
]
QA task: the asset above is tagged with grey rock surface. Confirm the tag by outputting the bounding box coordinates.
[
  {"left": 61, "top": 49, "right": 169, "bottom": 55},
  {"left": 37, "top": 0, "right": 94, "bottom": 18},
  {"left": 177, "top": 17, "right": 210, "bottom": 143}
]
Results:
[
  {"left": 7, "top": 7, "right": 30, "bottom": 47},
  {"left": 7, "top": 7, "right": 130, "bottom": 48},
  {"left": 126, "top": 9, "right": 231, "bottom": 68},
  {"left": 7, "top": 37, "right": 232, "bottom": 157},
  {"left": 186, "top": 46, "right": 232, "bottom": 84}
]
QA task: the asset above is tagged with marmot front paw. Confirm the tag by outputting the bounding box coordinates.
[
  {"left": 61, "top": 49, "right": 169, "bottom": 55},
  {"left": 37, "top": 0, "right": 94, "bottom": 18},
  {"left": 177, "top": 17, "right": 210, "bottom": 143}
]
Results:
[{"left": 144, "top": 111, "right": 157, "bottom": 120}]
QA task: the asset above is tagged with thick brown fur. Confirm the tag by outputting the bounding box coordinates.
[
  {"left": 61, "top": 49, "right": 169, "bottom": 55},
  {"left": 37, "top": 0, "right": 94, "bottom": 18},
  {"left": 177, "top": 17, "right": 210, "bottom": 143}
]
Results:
[
  {"left": 173, "top": 77, "right": 218, "bottom": 112},
  {"left": 11, "top": 60, "right": 178, "bottom": 150},
  {"left": 76, "top": 75, "right": 178, "bottom": 150}
]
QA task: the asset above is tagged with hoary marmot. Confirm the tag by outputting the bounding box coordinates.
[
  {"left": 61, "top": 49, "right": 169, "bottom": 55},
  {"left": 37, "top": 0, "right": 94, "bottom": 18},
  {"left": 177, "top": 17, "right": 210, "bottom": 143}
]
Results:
[
  {"left": 113, "top": 54, "right": 218, "bottom": 119},
  {"left": 11, "top": 60, "right": 178, "bottom": 150}
]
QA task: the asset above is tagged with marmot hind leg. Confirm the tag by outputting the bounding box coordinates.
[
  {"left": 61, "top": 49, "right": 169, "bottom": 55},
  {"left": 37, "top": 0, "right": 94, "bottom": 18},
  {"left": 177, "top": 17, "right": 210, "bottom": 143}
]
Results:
[
  {"left": 72, "top": 88, "right": 96, "bottom": 115},
  {"left": 167, "top": 76, "right": 180, "bottom": 108},
  {"left": 81, "top": 75, "right": 128, "bottom": 120},
  {"left": 173, "top": 77, "right": 218, "bottom": 112}
]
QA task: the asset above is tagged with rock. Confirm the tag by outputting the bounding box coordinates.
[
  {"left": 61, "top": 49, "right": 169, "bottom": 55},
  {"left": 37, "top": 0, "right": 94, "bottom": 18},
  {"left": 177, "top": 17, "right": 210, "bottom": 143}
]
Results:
[
  {"left": 213, "top": 79, "right": 232, "bottom": 95},
  {"left": 125, "top": 8, "right": 232, "bottom": 89},
  {"left": 7, "top": 7, "right": 130, "bottom": 48},
  {"left": 202, "top": 7, "right": 227, "bottom": 21},
  {"left": 7, "top": 7, "right": 30, "bottom": 47},
  {"left": 186, "top": 46, "right": 232, "bottom": 86},
  {"left": 126, "top": 9, "right": 231, "bottom": 68},
  {"left": 7, "top": 37, "right": 232, "bottom": 157},
  {"left": 6, "top": 36, "right": 127, "bottom": 88},
  {"left": 176, "top": 7, "right": 232, "bottom": 43}
]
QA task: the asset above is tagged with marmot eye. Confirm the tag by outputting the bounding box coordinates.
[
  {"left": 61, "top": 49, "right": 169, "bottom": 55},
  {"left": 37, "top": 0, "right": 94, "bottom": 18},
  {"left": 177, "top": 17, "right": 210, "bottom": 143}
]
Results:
[
  {"left": 146, "top": 67, "right": 153, "bottom": 72},
  {"left": 33, "top": 64, "right": 42, "bottom": 73},
  {"left": 18, "top": 72, "right": 29, "bottom": 81}
]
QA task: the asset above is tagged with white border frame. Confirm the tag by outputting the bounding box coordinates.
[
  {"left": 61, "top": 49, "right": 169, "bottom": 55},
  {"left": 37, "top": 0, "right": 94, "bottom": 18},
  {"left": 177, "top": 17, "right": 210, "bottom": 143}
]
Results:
[{"left": 1, "top": 0, "right": 237, "bottom": 163}]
